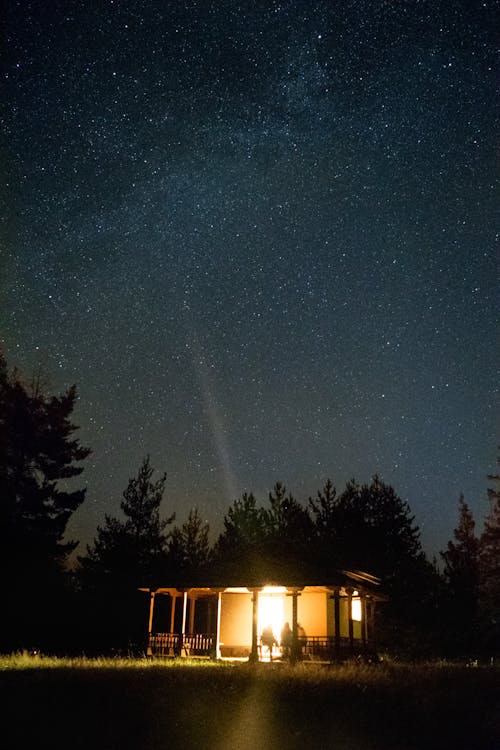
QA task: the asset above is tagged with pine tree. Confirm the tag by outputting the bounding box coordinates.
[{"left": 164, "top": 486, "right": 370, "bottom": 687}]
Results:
[
  {"left": 441, "top": 495, "right": 479, "bottom": 654},
  {"left": 264, "top": 481, "right": 313, "bottom": 545},
  {"left": 0, "top": 351, "right": 90, "bottom": 650},
  {"left": 212, "top": 492, "right": 267, "bottom": 580},
  {"left": 479, "top": 463, "right": 500, "bottom": 654},
  {"left": 80, "top": 456, "right": 173, "bottom": 586},
  {"left": 217, "top": 492, "right": 265, "bottom": 550},
  {"left": 169, "top": 508, "right": 210, "bottom": 579},
  {"left": 78, "top": 457, "right": 174, "bottom": 652},
  {"left": 258, "top": 482, "right": 314, "bottom": 579},
  {"left": 309, "top": 475, "right": 440, "bottom": 655},
  {"left": 0, "top": 355, "right": 90, "bottom": 571}
]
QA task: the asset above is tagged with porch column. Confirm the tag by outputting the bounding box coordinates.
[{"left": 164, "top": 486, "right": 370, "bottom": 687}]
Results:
[
  {"left": 215, "top": 590, "right": 222, "bottom": 660},
  {"left": 189, "top": 597, "right": 196, "bottom": 634},
  {"left": 249, "top": 588, "right": 259, "bottom": 662},
  {"left": 361, "top": 594, "right": 368, "bottom": 650},
  {"left": 334, "top": 588, "right": 341, "bottom": 658},
  {"left": 179, "top": 591, "right": 188, "bottom": 654},
  {"left": 347, "top": 588, "right": 354, "bottom": 653},
  {"left": 367, "top": 599, "right": 376, "bottom": 649},
  {"left": 147, "top": 590, "right": 156, "bottom": 656},
  {"left": 169, "top": 593, "right": 178, "bottom": 634},
  {"left": 181, "top": 591, "right": 188, "bottom": 634},
  {"left": 148, "top": 590, "right": 156, "bottom": 634},
  {"left": 207, "top": 596, "right": 213, "bottom": 634},
  {"left": 291, "top": 589, "right": 299, "bottom": 663}
]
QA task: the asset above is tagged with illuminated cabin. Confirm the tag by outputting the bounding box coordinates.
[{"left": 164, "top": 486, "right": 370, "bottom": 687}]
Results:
[{"left": 140, "top": 571, "right": 383, "bottom": 662}]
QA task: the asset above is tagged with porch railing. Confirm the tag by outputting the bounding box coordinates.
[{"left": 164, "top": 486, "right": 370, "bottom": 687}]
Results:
[
  {"left": 149, "top": 632, "right": 373, "bottom": 660},
  {"left": 302, "top": 636, "right": 350, "bottom": 659},
  {"left": 259, "top": 635, "right": 374, "bottom": 661},
  {"left": 148, "top": 632, "right": 215, "bottom": 657}
]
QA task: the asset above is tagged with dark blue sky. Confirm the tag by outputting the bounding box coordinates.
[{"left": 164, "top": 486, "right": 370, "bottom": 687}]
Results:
[{"left": 3, "top": 0, "right": 498, "bottom": 557}]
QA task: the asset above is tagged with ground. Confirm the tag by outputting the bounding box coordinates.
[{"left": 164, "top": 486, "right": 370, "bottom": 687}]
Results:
[{"left": 0, "top": 656, "right": 499, "bottom": 749}]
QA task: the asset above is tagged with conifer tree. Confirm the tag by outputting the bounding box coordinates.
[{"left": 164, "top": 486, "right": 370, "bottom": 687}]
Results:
[
  {"left": 264, "top": 481, "right": 313, "bottom": 544},
  {"left": 441, "top": 495, "right": 479, "bottom": 654},
  {"left": 479, "top": 463, "right": 500, "bottom": 654},
  {"left": 80, "top": 456, "right": 173, "bottom": 587},
  {"left": 212, "top": 492, "right": 267, "bottom": 580},
  {"left": 0, "top": 351, "right": 90, "bottom": 650},
  {"left": 169, "top": 508, "right": 210, "bottom": 578},
  {"left": 77, "top": 457, "right": 174, "bottom": 651}
]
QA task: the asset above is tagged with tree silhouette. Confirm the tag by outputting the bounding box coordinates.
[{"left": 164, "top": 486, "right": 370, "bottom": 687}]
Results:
[
  {"left": 441, "top": 495, "right": 479, "bottom": 655},
  {"left": 309, "top": 478, "right": 346, "bottom": 573},
  {"left": 310, "top": 475, "right": 441, "bottom": 655},
  {"left": 212, "top": 492, "right": 267, "bottom": 580},
  {"left": 169, "top": 508, "right": 210, "bottom": 580},
  {"left": 479, "top": 461, "right": 500, "bottom": 654},
  {"left": 262, "top": 482, "right": 314, "bottom": 578},
  {"left": 214, "top": 484, "right": 314, "bottom": 581},
  {"left": 80, "top": 456, "right": 173, "bottom": 584},
  {"left": 0, "top": 351, "right": 90, "bottom": 651},
  {"left": 216, "top": 492, "right": 265, "bottom": 550},
  {"left": 78, "top": 456, "right": 174, "bottom": 651}
]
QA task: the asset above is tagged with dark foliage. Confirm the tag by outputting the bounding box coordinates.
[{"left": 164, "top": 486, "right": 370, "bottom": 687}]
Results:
[
  {"left": 168, "top": 507, "right": 211, "bottom": 581},
  {"left": 479, "top": 462, "right": 500, "bottom": 654},
  {"left": 0, "top": 351, "right": 90, "bottom": 651},
  {"left": 440, "top": 495, "right": 480, "bottom": 655},
  {"left": 310, "top": 475, "right": 443, "bottom": 656},
  {"left": 213, "top": 484, "right": 315, "bottom": 582},
  {"left": 77, "top": 456, "right": 174, "bottom": 651}
]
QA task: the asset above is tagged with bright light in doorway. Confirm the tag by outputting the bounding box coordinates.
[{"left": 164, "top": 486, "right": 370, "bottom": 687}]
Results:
[{"left": 258, "top": 589, "right": 285, "bottom": 656}]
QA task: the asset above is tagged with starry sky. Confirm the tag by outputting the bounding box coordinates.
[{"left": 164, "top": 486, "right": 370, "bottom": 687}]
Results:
[{"left": 2, "top": 0, "right": 498, "bottom": 558}]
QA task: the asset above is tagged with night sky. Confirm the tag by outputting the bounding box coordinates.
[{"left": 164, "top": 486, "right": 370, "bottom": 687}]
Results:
[{"left": 3, "top": 0, "right": 498, "bottom": 558}]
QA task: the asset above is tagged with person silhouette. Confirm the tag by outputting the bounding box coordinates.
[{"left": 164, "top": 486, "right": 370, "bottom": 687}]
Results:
[
  {"left": 280, "top": 622, "right": 293, "bottom": 659},
  {"left": 261, "top": 624, "right": 277, "bottom": 661},
  {"left": 297, "top": 623, "right": 307, "bottom": 658}
]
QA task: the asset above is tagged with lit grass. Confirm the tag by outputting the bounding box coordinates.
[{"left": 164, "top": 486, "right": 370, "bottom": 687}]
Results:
[
  {"left": 0, "top": 652, "right": 225, "bottom": 671},
  {"left": 1, "top": 655, "right": 498, "bottom": 749}
]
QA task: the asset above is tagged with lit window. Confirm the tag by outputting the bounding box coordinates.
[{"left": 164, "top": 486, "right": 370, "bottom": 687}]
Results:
[{"left": 351, "top": 598, "right": 362, "bottom": 622}]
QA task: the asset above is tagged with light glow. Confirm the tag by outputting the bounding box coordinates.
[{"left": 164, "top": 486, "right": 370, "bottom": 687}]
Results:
[
  {"left": 258, "top": 590, "right": 285, "bottom": 658},
  {"left": 351, "top": 598, "right": 362, "bottom": 622},
  {"left": 261, "top": 586, "right": 287, "bottom": 594}
]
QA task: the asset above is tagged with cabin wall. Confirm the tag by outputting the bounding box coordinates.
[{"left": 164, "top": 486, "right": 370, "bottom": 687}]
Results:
[
  {"left": 298, "top": 591, "right": 327, "bottom": 637},
  {"left": 327, "top": 593, "right": 335, "bottom": 635},
  {"left": 220, "top": 592, "right": 252, "bottom": 652}
]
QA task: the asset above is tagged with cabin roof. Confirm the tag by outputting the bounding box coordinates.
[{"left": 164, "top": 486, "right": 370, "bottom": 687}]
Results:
[{"left": 138, "top": 569, "right": 385, "bottom": 599}]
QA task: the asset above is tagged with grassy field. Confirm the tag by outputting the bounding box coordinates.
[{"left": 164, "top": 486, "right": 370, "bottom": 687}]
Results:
[{"left": 1, "top": 655, "right": 499, "bottom": 750}]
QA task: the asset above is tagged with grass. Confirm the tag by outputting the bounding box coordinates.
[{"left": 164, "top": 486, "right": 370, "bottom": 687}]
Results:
[{"left": 1, "top": 655, "right": 499, "bottom": 749}]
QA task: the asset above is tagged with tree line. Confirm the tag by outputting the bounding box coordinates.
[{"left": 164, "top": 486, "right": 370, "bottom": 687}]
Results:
[{"left": 1, "top": 352, "right": 498, "bottom": 658}]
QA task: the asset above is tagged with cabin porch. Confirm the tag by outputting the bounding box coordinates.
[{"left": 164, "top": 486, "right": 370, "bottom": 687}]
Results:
[{"left": 141, "top": 577, "right": 382, "bottom": 662}]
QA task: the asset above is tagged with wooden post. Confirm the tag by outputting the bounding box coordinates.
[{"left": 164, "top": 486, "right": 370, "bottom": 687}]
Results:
[
  {"left": 147, "top": 590, "right": 156, "bottom": 656},
  {"left": 207, "top": 596, "right": 213, "bottom": 635},
  {"left": 361, "top": 595, "right": 367, "bottom": 651},
  {"left": 181, "top": 591, "right": 188, "bottom": 635},
  {"left": 347, "top": 588, "right": 354, "bottom": 654},
  {"left": 291, "top": 589, "right": 299, "bottom": 663},
  {"left": 179, "top": 591, "right": 187, "bottom": 655},
  {"left": 189, "top": 597, "right": 196, "bottom": 634},
  {"left": 169, "top": 593, "right": 177, "bottom": 634},
  {"left": 249, "top": 589, "right": 259, "bottom": 663},
  {"left": 215, "top": 590, "right": 222, "bottom": 660},
  {"left": 148, "top": 590, "right": 156, "bottom": 634},
  {"left": 334, "top": 588, "right": 341, "bottom": 658},
  {"left": 367, "top": 600, "right": 376, "bottom": 650}
]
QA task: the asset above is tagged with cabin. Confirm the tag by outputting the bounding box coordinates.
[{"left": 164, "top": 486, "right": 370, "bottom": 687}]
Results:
[{"left": 140, "top": 570, "right": 383, "bottom": 662}]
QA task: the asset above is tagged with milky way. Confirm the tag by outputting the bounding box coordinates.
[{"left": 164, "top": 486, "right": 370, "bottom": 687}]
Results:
[{"left": 3, "top": 0, "right": 498, "bottom": 555}]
